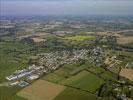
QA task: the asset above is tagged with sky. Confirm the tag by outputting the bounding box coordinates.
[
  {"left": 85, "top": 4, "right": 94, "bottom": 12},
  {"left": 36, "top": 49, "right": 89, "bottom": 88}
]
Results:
[{"left": 1, "top": 0, "right": 133, "bottom": 16}]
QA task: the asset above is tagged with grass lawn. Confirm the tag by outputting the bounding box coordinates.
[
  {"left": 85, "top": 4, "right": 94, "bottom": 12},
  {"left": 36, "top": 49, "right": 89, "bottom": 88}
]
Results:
[{"left": 54, "top": 88, "right": 98, "bottom": 100}]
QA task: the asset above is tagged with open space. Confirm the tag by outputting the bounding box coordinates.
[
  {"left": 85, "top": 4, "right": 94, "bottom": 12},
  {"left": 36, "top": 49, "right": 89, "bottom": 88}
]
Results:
[
  {"left": 117, "top": 36, "right": 133, "bottom": 44},
  {"left": 120, "top": 68, "right": 133, "bottom": 81},
  {"left": 54, "top": 88, "right": 98, "bottom": 100},
  {"left": 61, "top": 71, "right": 104, "bottom": 93},
  {"left": 64, "top": 35, "right": 95, "bottom": 41},
  {"left": 17, "top": 80, "right": 66, "bottom": 100}
]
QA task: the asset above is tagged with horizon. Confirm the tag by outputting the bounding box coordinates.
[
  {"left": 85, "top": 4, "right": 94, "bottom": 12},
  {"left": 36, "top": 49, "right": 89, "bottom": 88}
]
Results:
[{"left": 1, "top": 0, "right": 133, "bottom": 16}]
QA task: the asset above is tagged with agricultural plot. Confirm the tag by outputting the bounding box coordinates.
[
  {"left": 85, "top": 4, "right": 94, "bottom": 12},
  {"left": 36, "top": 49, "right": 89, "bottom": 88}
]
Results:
[
  {"left": 70, "top": 63, "right": 92, "bottom": 75},
  {"left": 0, "top": 86, "right": 22, "bottom": 100},
  {"left": 42, "top": 65, "right": 74, "bottom": 83},
  {"left": 99, "top": 71, "right": 117, "bottom": 81},
  {"left": 18, "top": 32, "right": 50, "bottom": 39},
  {"left": 54, "top": 88, "right": 98, "bottom": 100},
  {"left": 17, "top": 80, "right": 66, "bottom": 100},
  {"left": 42, "top": 73, "right": 66, "bottom": 83},
  {"left": 120, "top": 68, "right": 133, "bottom": 81},
  {"left": 117, "top": 36, "right": 133, "bottom": 44},
  {"left": 31, "top": 38, "right": 45, "bottom": 43},
  {"left": 87, "top": 66, "right": 105, "bottom": 74},
  {"left": 60, "top": 71, "right": 104, "bottom": 93},
  {"left": 10, "top": 95, "right": 27, "bottom": 100},
  {"left": 64, "top": 35, "right": 95, "bottom": 41},
  {"left": 0, "top": 36, "right": 33, "bottom": 82},
  {"left": 42, "top": 63, "right": 91, "bottom": 83}
]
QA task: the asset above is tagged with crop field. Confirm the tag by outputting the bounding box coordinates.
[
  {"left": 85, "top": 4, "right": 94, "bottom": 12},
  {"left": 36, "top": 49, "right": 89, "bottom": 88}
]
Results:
[
  {"left": 120, "top": 68, "right": 133, "bottom": 81},
  {"left": 87, "top": 66, "right": 105, "bottom": 74},
  {"left": 64, "top": 35, "right": 95, "bottom": 41},
  {"left": 117, "top": 36, "right": 133, "bottom": 44},
  {"left": 0, "top": 36, "right": 33, "bottom": 82},
  {"left": 10, "top": 95, "right": 27, "bottom": 100},
  {"left": 42, "top": 63, "right": 91, "bottom": 83},
  {"left": 42, "top": 64, "right": 75, "bottom": 83},
  {"left": 18, "top": 32, "right": 50, "bottom": 39},
  {"left": 42, "top": 72, "right": 66, "bottom": 83},
  {"left": 60, "top": 71, "right": 104, "bottom": 93},
  {"left": 54, "top": 88, "right": 98, "bottom": 100},
  {"left": 17, "top": 80, "right": 66, "bottom": 100},
  {"left": 0, "top": 86, "right": 22, "bottom": 100},
  {"left": 99, "top": 71, "right": 117, "bottom": 81},
  {"left": 0, "top": 36, "right": 37, "bottom": 99},
  {"left": 31, "top": 38, "right": 45, "bottom": 43}
]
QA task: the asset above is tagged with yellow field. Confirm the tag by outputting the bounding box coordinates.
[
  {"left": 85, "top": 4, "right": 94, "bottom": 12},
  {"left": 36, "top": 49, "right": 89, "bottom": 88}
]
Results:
[
  {"left": 120, "top": 68, "right": 133, "bottom": 81},
  {"left": 17, "top": 80, "right": 66, "bottom": 100},
  {"left": 64, "top": 35, "right": 95, "bottom": 41}
]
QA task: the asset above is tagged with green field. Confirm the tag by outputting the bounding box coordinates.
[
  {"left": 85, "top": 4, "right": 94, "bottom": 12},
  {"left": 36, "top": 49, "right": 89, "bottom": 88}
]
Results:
[
  {"left": 0, "top": 36, "right": 33, "bottom": 82},
  {"left": 42, "top": 72, "right": 66, "bottom": 83},
  {"left": 100, "top": 71, "right": 117, "bottom": 81},
  {"left": 0, "top": 86, "right": 22, "bottom": 100},
  {"left": 64, "top": 35, "right": 95, "bottom": 41},
  {"left": 87, "top": 66, "right": 105, "bottom": 74},
  {"left": 42, "top": 62, "right": 91, "bottom": 83},
  {"left": 61, "top": 71, "right": 105, "bottom": 93},
  {"left": 0, "top": 36, "right": 35, "bottom": 99},
  {"left": 42, "top": 64, "right": 76, "bottom": 83},
  {"left": 9, "top": 95, "right": 27, "bottom": 100},
  {"left": 54, "top": 88, "right": 98, "bottom": 100}
]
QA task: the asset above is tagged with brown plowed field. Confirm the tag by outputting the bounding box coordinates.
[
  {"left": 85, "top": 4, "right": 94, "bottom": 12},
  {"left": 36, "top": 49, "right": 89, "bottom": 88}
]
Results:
[
  {"left": 17, "top": 80, "right": 66, "bottom": 100},
  {"left": 120, "top": 68, "right": 133, "bottom": 81}
]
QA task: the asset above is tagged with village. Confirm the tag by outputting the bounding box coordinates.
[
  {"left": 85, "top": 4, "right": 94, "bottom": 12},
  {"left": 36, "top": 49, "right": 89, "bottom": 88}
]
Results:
[
  {"left": 1, "top": 16, "right": 133, "bottom": 100},
  {"left": 5, "top": 47, "right": 103, "bottom": 87}
]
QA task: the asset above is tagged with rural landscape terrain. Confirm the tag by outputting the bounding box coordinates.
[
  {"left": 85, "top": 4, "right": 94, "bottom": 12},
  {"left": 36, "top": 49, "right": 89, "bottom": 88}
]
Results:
[{"left": 0, "top": 16, "right": 133, "bottom": 100}]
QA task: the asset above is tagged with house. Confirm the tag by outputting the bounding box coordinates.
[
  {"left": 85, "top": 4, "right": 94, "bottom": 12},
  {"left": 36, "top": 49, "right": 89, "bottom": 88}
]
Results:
[
  {"left": 9, "top": 81, "right": 19, "bottom": 86},
  {"left": 28, "top": 74, "right": 39, "bottom": 80},
  {"left": 6, "top": 75, "right": 18, "bottom": 81}
]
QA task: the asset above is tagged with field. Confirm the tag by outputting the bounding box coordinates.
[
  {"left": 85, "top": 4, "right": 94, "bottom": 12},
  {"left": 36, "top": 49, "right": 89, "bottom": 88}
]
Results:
[
  {"left": 10, "top": 95, "right": 27, "bottom": 100},
  {"left": 61, "top": 71, "right": 104, "bottom": 93},
  {"left": 42, "top": 63, "right": 117, "bottom": 95},
  {"left": 99, "top": 71, "right": 117, "bottom": 81},
  {"left": 0, "top": 36, "right": 37, "bottom": 99},
  {"left": 32, "top": 38, "right": 46, "bottom": 43},
  {"left": 1, "top": 16, "right": 133, "bottom": 100},
  {"left": 18, "top": 32, "right": 50, "bottom": 39},
  {"left": 42, "top": 62, "right": 91, "bottom": 83},
  {"left": 120, "top": 68, "right": 133, "bottom": 81},
  {"left": 0, "top": 36, "right": 33, "bottom": 82},
  {"left": 117, "top": 36, "right": 133, "bottom": 44},
  {"left": 64, "top": 35, "right": 95, "bottom": 41},
  {"left": 54, "top": 88, "right": 98, "bottom": 100},
  {"left": 17, "top": 80, "right": 66, "bottom": 100}
]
